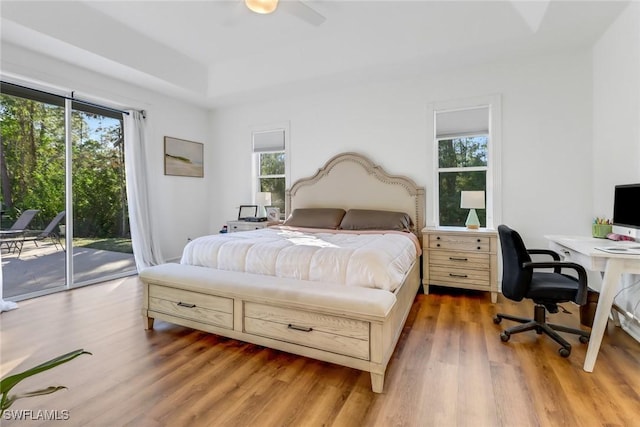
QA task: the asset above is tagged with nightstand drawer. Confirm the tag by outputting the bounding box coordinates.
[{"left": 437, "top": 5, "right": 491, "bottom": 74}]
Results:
[
  {"left": 429, "top": 251, "right": 490, "bottom": 269},
  {"left": 428, "top": 234, "right": 491, "bottom": 252},
  {"left": 428, "top": 265, "right": 491, "bottom": 289},
  {"left": 227, "top": 220, "right": 279, "bottom": 233}
]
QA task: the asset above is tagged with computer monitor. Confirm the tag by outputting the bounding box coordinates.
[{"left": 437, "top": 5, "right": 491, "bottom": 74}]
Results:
[{"left": 612, "top": 183, "right": 640, "bottom": 240}]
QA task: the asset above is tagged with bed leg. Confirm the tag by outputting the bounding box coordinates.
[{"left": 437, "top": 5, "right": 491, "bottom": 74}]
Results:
[
  {"left": 144, "top": 315, "right": 154, "bottom": 330},
  {"left": 370, "top": 372, "right": 384, "bottom": 393}
]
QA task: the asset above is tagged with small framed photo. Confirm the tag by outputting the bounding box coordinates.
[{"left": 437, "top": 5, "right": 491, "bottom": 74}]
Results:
[
  {"left": 266, "top": 207, "right": 280, "bottom": 222},
  {"left": 238, "top": 205, "right": 258, "bottom": 220}
]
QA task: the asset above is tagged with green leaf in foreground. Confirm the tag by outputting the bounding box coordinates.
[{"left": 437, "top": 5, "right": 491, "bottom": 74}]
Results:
[{"left": 0, "top": 349, "right": 91, "bottom": 415}]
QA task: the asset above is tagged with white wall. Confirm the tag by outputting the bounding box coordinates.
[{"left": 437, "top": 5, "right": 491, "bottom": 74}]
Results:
[
  {"left": 593, "top": 2, "right": 640, "bottom": 214},
  {"left": 1, "top": 42, "right": 211, "bottom": 261},
  {"left": 592, "top": 1, "right": 640, "bottom": 340},
  {"left": 210, "top": 49, "right": 594, "bottom": 248}
]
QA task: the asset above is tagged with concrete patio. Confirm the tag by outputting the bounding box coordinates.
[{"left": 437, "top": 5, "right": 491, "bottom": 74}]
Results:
[{"left": 1, "top": 240, "right": 137, "bottom": 299}]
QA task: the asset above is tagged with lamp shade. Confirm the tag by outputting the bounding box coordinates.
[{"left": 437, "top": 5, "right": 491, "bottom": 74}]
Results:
[
  {"left": 460, "top": 191, "right": 485, "bottom": 209},
  {"left": 255, "top": 192, "right": 272, "bottom": 207},
  {"left": 245, "top": 0, "right": 278, "bottom": 14}
]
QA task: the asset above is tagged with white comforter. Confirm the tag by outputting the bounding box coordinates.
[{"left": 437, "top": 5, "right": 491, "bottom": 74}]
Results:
[{"left": 180, "top": 227, "right": 420, "bottom": 292}]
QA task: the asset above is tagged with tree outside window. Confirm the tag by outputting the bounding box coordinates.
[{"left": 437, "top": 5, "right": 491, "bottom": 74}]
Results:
[
  {"left": 437, "top": 135, "right": 488, "bottom": 226},
  {"left": 257, "top": 151, "right": 285, "bottom": 218}
]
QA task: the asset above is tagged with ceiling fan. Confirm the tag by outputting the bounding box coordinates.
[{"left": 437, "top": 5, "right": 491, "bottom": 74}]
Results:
[{"left": 244, "top": 0, "right": 326, "bottom": 26}]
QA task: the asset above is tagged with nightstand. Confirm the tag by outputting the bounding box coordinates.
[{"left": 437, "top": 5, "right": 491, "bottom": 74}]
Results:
[
  {"left": 227, "top": 220, "right": 279, "bottom": 233},
  {"left": 422, "top": 226, "right": 498, "bottom": 303}
]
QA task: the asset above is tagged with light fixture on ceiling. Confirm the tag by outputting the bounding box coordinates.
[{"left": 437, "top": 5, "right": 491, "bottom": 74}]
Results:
[{"left": 245, "top": 0, "right": 279, "bottom": 15}]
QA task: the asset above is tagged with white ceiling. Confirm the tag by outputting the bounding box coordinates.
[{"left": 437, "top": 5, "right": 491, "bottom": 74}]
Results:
[{"left": 0, "top": 0, "right": 629, "bottom": 107}]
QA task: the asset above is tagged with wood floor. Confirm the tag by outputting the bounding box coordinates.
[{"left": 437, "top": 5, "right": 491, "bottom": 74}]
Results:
[{"left": 1, "top": 276, "right": 639, "bottom": 426}]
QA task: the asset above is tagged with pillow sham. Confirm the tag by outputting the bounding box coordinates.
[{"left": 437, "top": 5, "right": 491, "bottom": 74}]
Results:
[
  {"left": 339, "top": 209, "right": 413, "bottom": 231},
  {"left": 283, "top": 208, "right": 346, "bottom": 229}
]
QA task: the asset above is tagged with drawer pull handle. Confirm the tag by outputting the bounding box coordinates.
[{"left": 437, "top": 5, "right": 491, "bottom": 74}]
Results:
[
  {"left": 477, "top": 239, "right": 481, "bottom": 242},
  {"left": 288, "top": 324, "right": 313, "bottom": 332},
  {"left": 177, "top": 302, "right": 196, "bottom": 308},
  {"left": 449, "top": 257, "right": 468, "bottom": 261},
  {"left": 477, "top": 246, "right": 481, "bottom": 250},
  {"left": 449, "top": 273, "right": 468, "bottom": 278},
  {"left": 436, "top": 236, "right": 441, "bottom": 240},
  {"left": 436, "top": 243, "right": 441, "bottom": 247}
]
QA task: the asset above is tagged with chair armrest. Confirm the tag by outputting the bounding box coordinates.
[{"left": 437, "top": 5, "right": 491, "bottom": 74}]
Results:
[
  {"left": 527, "top": 249, "right": 561, "bottom": 260},
  {"left": 522, "top": 261, "right": 589, "bottom": 305},
  {"left": 527, "top": 249, "right": 561, "bottom": 273}
]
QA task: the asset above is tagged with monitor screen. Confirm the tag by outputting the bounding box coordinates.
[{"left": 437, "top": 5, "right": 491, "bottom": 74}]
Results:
[{"left": 613, "top": 183, "right": 640, "bottom": 229}]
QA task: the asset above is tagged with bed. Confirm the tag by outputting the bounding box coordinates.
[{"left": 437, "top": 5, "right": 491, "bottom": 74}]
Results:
[{"left": 140, "top": 152, "right": 425, "bottom": 392}]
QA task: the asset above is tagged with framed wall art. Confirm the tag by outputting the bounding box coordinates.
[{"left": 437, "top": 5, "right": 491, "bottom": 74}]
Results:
[{"left": 164, "top": 136, "right": 204, "bottom": 177}]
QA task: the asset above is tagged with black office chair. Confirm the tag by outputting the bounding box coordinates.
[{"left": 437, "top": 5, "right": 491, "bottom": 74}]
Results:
[{"left": 494, "top": 225, "right": 590, "bottom": 357}]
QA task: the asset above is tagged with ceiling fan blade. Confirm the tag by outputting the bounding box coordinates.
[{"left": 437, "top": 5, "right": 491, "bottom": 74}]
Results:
[{"left": 281, "top": 0, "right": 326, "bottom": 26}]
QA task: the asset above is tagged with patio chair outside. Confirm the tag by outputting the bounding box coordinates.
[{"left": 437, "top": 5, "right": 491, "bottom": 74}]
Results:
[
  {"left": 0, "top": 209, "right": 40, "bottom": 252},
  {"left": 5, "top": 209, "right": 40, "bottom": 231},
  {"left": 13, "top": 211, "right": 66, "bottom": 257}
]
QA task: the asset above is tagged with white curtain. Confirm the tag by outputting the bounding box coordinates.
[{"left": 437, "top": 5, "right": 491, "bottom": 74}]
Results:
[
  {"left": 123, "top": 111, "right": 164, "bottom": 271},
  {"left": 0, "top": 250, "right": 18, "bottom": 312}
]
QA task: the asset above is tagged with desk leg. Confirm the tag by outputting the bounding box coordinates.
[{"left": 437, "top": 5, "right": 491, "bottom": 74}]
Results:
[{"left": 583, "top": 258, "right": 623, "bottom": 372}]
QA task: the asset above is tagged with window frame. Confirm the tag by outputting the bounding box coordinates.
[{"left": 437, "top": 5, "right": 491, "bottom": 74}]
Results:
[
  {"left": 251, "top": 121, "right": 290, "bottom": 217},
  {"left": 428, "top": 95, "right": 502, "bottom": 228}
]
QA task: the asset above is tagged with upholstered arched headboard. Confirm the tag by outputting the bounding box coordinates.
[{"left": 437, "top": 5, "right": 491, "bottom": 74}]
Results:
[{"left": 285, "top": 152, "right": 425, "bottom": 238}]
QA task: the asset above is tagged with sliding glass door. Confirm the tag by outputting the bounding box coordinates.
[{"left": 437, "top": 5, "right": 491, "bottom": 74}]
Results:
[
  {"left": 0, "top": 89, "right": 67, "bottom": 298},
  {"left": 0, "top": 82, "right": 136, "bottom": 301},
  {"left": 70, "top": 108, "right": 135, "bottom": 285}
]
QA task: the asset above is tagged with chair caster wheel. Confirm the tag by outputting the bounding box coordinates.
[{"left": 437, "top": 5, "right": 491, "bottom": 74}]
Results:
[
  {"left": 500, "top": 331, "right": 510, "bottom": 342},
  {"left": 579, "top": 335, "right": 589, "bottom": 344},
  {"left": 559, "top": 347, "right": 571, "bottom": 358},
  {"left": 493, "top": 316, "right": 502, "bottom": 324}
]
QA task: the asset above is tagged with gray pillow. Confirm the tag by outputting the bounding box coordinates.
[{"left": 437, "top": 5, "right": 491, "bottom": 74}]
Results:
[
  {"left": 339, "top": 209, "right": 413, "bottom": 231},
  {"left": 283, "top": 208, "right": 346, "bottom": 229}
]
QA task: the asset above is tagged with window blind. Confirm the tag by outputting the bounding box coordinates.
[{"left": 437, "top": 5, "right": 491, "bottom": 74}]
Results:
[
  {"left": 252, "top": 129, "right": 285, "bottom": 152},
  {"left": 436, "top": 106, "right": 489, "bottom": 138}
]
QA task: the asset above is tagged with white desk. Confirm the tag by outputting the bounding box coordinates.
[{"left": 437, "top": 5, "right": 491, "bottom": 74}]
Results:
[{"left": 546, "top": 235, "right": 640, "bottom": 372}]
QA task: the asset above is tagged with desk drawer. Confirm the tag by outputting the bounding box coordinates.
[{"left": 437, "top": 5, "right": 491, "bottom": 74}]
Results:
[
  {"left": 149, "top": 284, "right": 233, "bottom": 329},
  {"left": 244, "top": 302, "right": 370, "bottom": 360},
  {"left": 428, "top": 234, "right": 490, "bottom": 252}
]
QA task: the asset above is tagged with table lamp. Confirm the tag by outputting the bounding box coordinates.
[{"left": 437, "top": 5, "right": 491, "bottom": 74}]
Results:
[
  {"left": 460, "top": 191, "right": 485, "bottom": 229},
  {"left": 255, "top": 192, "right": 272, "bottom": 217}
]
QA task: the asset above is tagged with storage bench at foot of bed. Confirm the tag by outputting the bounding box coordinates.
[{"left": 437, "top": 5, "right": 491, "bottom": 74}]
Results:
[{"left": 140, "top": 263, "right": 419, "bottom": 393}]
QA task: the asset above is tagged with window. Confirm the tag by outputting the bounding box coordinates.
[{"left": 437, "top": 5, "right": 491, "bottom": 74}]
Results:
[
  {"left": 252, "top": 125, "right": 289, "bottom": 218},
  {"left": 437, "top": 135, "right": 488, "bottom": 226},
  {"left": 431, "top": 96, "right": 501, "bottom": 228}
]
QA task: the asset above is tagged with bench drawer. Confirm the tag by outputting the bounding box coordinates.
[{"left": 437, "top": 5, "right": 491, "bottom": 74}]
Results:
[
  {"left": 244, "top": 302, "right": 370, "bottom": 360},
  {"left": 149, "top": 284, "right": 233, "bottom": 329}
]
